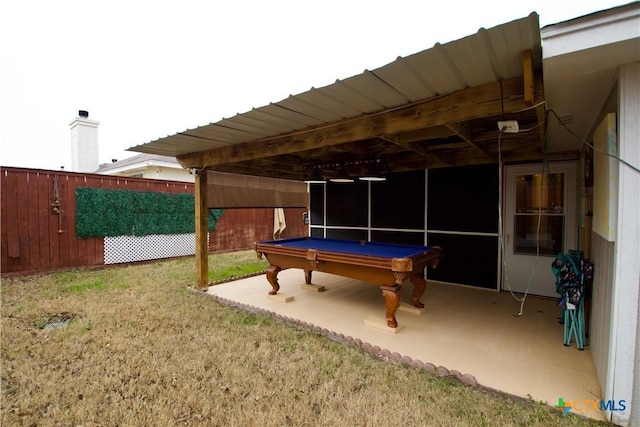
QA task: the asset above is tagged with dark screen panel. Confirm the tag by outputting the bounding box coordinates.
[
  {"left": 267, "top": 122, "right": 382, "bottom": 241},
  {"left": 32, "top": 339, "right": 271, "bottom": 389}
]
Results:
[
  {"left": 311, "top": 227, "right": 324, "bottom": 238},
  {"left": 309, "top": 184, "right": 325, "bottom": 225},
  {"left": 427, "top": 233, "right": 498, "bottom": 289},
  {"left": 326, "top": 229, "right": 368, "bottom": 241},
  {"left": 371, "top": 170, "right": 425, "bottom": 229},
  {"left": 326, "top": 181, "right": 368, "bottom": 227},
  {"left": 371, "top": 230, "right": 425, "bottom": 246},
  {"left": 427, "top": 164, "right": 498, "bottom": 233},
  {"left": 426, "top": 233, "right": 498, "bottom": 289}
]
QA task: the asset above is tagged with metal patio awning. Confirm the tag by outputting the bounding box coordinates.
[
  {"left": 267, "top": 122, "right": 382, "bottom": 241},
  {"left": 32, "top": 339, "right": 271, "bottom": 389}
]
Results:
[{"left": 129, "top": 13, "right": 546, "bottom": 180}]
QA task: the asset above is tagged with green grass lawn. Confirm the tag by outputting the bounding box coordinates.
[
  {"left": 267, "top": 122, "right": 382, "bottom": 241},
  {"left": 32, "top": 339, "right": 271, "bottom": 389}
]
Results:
[{"left": 1, "top": 250, "right": 607, "bottom": 426}]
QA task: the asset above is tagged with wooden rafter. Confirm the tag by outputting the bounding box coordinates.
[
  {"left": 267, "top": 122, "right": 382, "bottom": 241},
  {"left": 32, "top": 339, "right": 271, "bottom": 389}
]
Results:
[
  {"left": 382, "top": 135, "right": 453, "bottom": 167},
  {"left": 444, "top": 122, "right": 494, "bottom": 162}
]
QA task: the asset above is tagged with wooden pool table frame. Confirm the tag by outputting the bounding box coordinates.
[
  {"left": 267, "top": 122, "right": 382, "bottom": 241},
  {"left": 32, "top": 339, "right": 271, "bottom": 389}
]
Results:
[{"left": 255, "top": 238, "right": 442, "bottom": 328}]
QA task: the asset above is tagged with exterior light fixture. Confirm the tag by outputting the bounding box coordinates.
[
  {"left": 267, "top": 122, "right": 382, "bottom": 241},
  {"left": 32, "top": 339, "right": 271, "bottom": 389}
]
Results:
[
  {"left": 359, "top": 164, "right": 385, "bottom": 181},
  {"left": 359, "top": 174, "right": 386, "bottom": 182},
  {"left": 304, "top": 158, "right": 389, "bottom": 183},
  {"left": 359, "top": 158, "right": 388, "bottom": 181},
  {"left": 329, "top": 167, "right": 354, "bottom": 183}
]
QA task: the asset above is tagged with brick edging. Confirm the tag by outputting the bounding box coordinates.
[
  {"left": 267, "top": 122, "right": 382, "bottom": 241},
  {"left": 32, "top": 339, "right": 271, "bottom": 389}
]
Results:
[{"left": 187, "top": 285, "right": 479, "bottom": 389}]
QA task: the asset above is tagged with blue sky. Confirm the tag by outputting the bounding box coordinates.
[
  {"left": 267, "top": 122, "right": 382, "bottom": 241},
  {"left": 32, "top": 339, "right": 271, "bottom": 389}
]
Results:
[{"left": 0, "top": 0, "right": 627, "bottom": 170}]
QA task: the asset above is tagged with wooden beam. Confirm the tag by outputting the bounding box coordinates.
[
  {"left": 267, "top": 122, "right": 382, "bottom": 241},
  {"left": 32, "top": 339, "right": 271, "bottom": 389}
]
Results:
[
  {"left": 523, "top": 49, "right": 534, "bottom": 107},
  {"left": 177, "top": 75, "right": 542, "bottom": 169},
  {"left": 385, "top": 136, "right": 452, "bottom": 167},
  {"left": 536, "top": 103, "right": 547, "bottom": 154},
  {"left": 445, "top": 122, "right": 494, "bottom": 162},
  {"left": 215, "top": 161, "right": 307, "bottom": 179},
  {"left": 396, "top": 126, "right": 455, "bottom": 144},
  {"left": 331, "top": 140, "right": 378, "bottom": 157},
  {"left": 194, "top": 168, "right": 209, "bottom": 290}
]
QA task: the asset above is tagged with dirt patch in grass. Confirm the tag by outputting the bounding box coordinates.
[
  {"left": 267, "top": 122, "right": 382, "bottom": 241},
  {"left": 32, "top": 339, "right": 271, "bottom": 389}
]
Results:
[{"left": 1, "top": 250, "right": 606, "bottom": 426}]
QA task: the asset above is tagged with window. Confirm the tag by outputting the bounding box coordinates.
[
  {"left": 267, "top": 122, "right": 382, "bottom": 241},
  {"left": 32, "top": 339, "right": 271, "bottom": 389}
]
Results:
[{"left": 514, "top": 173, "right": 564, "bottom": 255}]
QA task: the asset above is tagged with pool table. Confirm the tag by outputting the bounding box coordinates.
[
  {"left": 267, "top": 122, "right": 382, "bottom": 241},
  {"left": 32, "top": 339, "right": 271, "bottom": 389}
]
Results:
[{"left": 254, "top": 237, "right": 442, "bottom": 328}]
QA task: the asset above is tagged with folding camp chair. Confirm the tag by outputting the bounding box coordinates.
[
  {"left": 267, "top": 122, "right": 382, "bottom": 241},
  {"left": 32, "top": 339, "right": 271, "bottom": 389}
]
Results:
[{"left": 551, "top": 250, "right": 594, "bottom": 350}]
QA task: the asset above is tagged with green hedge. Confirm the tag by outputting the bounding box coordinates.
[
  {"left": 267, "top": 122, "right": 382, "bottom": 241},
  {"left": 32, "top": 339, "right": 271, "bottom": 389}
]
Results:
[{"left": 76, "top": 187, "right": 224, "bottom": 238}]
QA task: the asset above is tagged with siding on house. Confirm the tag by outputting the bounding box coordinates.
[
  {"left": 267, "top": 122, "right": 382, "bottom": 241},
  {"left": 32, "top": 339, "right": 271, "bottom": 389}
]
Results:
[{"left": 589, "top": 233, "right": 615, "bottom": 401}]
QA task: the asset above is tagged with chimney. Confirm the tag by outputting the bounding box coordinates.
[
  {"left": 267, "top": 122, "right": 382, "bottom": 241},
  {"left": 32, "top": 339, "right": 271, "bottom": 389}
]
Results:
[{"left": 69, "top": 110, "right": 100, "bottom": 172}]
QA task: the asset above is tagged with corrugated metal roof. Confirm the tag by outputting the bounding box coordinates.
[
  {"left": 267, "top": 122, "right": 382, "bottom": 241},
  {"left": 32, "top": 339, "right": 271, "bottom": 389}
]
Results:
[{"left": 130, "top": 13, "right": 541, "bottom": 158}]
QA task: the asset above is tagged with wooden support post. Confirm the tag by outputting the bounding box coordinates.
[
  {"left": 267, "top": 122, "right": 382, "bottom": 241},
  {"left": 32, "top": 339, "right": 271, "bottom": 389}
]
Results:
[
  {"left": 523, "top": 49, "right": 534, "bottom": 106},
  {"left": 195, "top": 168, "right": 209, "bottom": 290},
  {"left": 523, "top": 49, "right": 546, "bottom": 152}
]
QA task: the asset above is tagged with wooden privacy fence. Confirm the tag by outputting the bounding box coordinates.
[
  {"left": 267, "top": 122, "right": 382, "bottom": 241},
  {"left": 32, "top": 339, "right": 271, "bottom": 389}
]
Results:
[{"left": 1, "top": 167, "right": 307, "bottom": 276}]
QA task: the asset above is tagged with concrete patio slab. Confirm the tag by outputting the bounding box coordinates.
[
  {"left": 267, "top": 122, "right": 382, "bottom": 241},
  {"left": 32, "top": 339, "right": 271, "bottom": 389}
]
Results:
[{"left": 203, "top": 269, "right": 604, "bottom": 421}]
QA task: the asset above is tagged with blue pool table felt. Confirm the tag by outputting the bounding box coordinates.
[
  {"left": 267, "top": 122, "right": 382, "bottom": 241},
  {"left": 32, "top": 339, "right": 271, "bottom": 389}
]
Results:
[{"left": 263, "top": 237, "right": 433, "bottom": 258}]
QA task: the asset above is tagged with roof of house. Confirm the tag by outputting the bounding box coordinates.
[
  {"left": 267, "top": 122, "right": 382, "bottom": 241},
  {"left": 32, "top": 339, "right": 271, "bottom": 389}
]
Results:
[
  {"left": 96, "top": 153, "right": 182, "bottom": 174},
  {"left": 541, "top": 2, "right": 640, "bottom": 153}
]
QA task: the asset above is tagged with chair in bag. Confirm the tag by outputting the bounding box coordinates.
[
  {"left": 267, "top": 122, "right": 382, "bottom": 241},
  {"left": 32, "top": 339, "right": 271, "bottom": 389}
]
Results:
[{"left": 551, "top": 251, "right": 594, "bottom": 350}]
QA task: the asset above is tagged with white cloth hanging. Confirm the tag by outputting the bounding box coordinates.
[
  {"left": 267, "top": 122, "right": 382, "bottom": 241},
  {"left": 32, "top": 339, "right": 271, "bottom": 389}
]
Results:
[{"left": 273, "top": 208, "right": 286, "bottom": 239}]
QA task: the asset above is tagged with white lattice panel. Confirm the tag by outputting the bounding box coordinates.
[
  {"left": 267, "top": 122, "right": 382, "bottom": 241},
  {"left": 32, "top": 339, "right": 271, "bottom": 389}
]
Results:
[{"left": 104, "top": 233, "right": 206, "bottom": 264}]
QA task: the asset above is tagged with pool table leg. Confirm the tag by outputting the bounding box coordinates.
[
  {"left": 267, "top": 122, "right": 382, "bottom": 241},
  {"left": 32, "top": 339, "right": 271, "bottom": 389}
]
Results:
[
  {"left": 381, "top": 285, "right": 401, "bottom": 328},
  {"left": 266, "top": 266, "right": 282, "bottom": 295},
  {"left": 304, "top": 270, "right": 312, "bottom": 284},
  {"left": 410, "top": 276, "right": 427, "bottom": 308}
]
